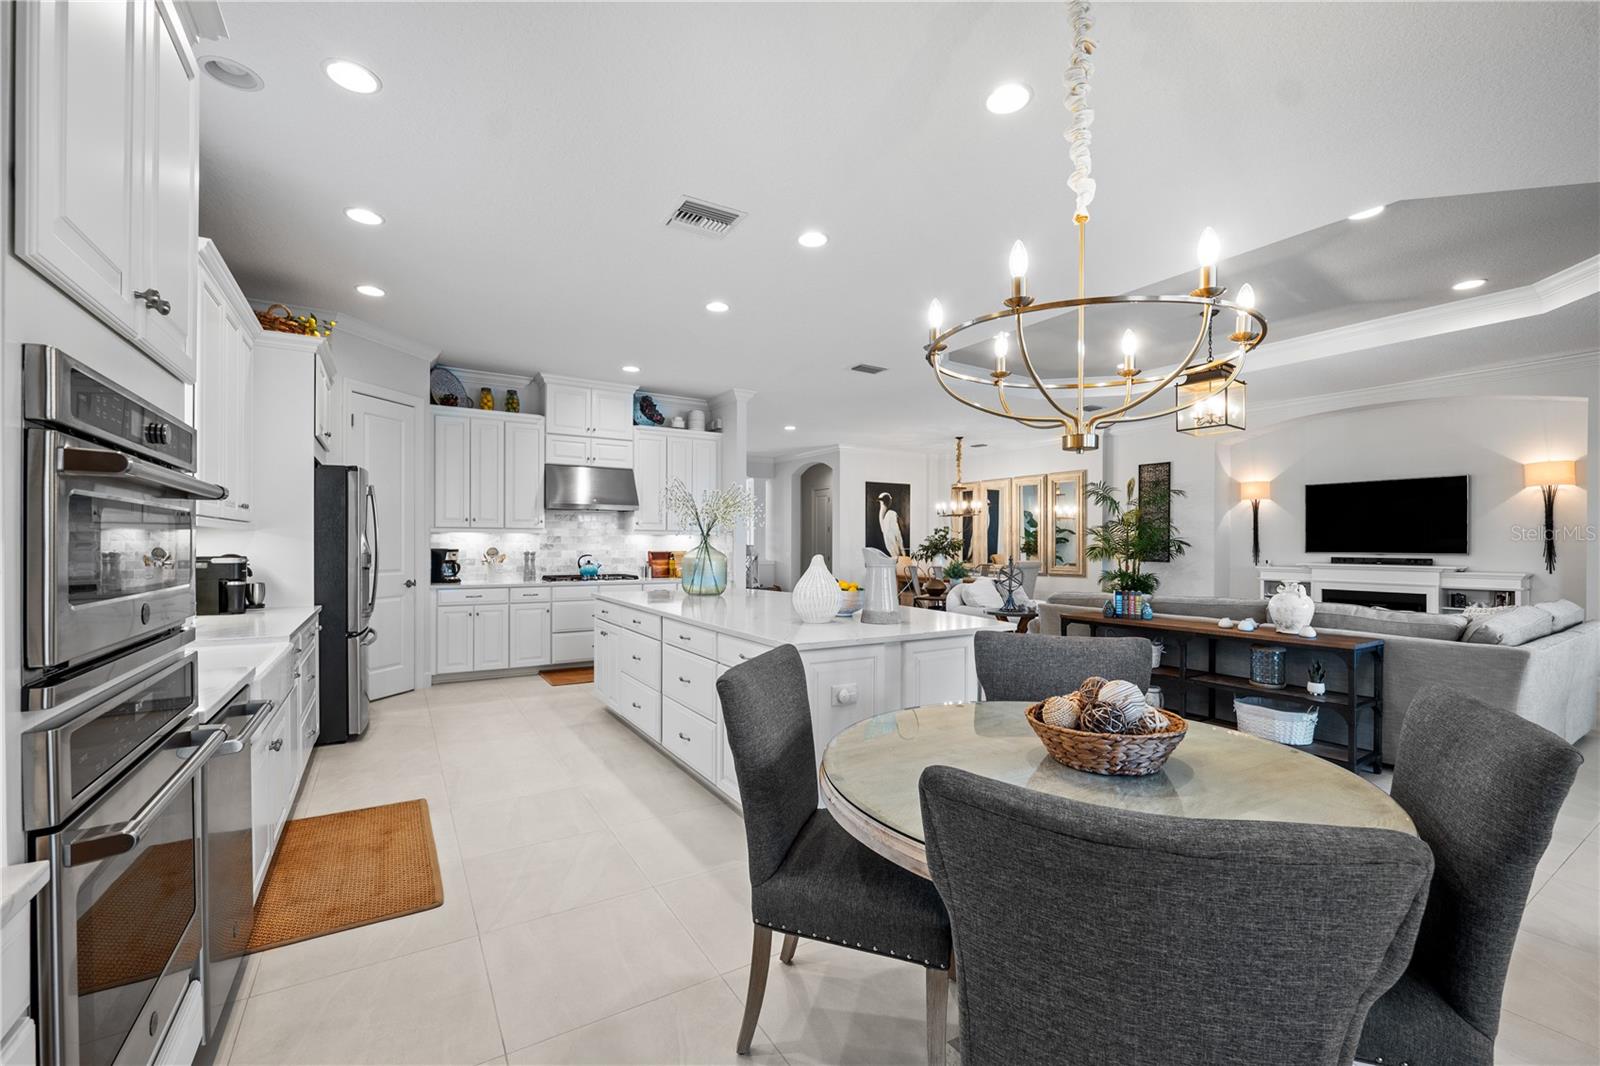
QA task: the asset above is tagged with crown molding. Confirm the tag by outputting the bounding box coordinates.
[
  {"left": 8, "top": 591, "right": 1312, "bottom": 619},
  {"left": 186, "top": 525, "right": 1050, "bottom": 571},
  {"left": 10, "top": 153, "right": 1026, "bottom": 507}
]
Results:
[
  {"left": 197, "top": 238, "right": 258, "bottom": 334},
  {"left": 442, "top": 365, "right": 535, "bottom": 391},
  {"left": 333, "top": 314, "right": 439, "bottom": 362}
]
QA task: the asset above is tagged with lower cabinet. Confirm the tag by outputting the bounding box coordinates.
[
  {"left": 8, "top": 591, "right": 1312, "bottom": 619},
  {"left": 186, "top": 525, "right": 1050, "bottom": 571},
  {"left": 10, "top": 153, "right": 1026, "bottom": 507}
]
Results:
[
  {"left": 509, "top": 602, "right": 552, "bottom": 668},
  {"left": 473, "top": 604, "right": 510, "bottom": 671},
  {"left": 434, "top": 585, "right": 554, "bottom": 677}
]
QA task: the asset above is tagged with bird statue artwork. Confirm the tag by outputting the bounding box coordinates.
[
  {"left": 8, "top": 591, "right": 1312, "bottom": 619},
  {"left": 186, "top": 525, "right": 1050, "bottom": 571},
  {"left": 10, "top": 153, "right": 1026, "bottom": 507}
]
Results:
[{"left": 877, "top": 492, "right": 906, "bottom": 560}]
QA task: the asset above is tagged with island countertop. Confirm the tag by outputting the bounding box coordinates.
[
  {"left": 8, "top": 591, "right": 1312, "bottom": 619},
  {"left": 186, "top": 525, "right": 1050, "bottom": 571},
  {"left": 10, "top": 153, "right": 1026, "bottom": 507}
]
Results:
[{"left": 594, "top": 587, "right": 1004, "bottom": 650}]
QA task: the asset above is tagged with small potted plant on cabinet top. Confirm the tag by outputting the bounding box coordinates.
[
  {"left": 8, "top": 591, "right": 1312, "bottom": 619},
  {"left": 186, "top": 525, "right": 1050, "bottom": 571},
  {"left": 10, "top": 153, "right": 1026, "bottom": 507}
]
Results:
[{"left": 1306, "top": 660, "right": 1327, "bottom": 698}]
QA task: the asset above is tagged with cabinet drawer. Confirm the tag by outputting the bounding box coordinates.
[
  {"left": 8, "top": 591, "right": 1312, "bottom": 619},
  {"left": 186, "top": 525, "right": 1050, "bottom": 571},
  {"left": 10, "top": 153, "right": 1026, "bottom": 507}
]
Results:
[
  {"left": 620, "top": 630, "right": 660, "bottom": 688},
  {"left": 662, "top": 645, "right": 716, "bottom": 721},
  {"left": 616, "top": 673, "right": 661, "bottom": 740},
  {"left": 437, "top": 586, "right": 509, "bottom": 606},
  {"left": 717, "top": 634, "right": 771, "bottom": 668},
  {"left": 299, "top": 694, "right": 320, "bottom": 751},
  {"left": 550, "top": 630, "right": 594, "bottom": 663},
  {"left": 552, "top": 599, "right": 596, "bottom": 633},
  {"left": 663, "top": 619, "right": 715, "bottom": 658},
  {"left": 662, "top": 698, "right": 716, "bottom": 780},
  {"left": 293, "top": 617, "right": 321, "bottom": 657},
  {"left": 614, "top": 606, "right": 662, "bottom": 640},
  {"left": 551, "top": 584, "right": 598, "bottom": 602},
  {"left": 511, "top": 586, "right": 551, "bottom": 602}
]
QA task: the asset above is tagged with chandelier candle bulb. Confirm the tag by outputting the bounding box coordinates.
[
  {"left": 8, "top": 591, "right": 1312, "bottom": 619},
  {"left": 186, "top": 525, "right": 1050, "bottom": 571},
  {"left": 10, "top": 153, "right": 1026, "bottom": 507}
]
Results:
[
  {"left": 1194, "top": 227, "right": 1221, "bottom": 297},
  {"left": 993, "top": 333, "right": 1009, "bottom": 376},
  {"left": 1233, "top": 283, "right": 1256, "bottom": 339},
  {"left": 1119, "top": 329, "right": 1139, "bottom": 375},
  {"left": 927, "top": 299, "right": 944, "bottom": 348}
]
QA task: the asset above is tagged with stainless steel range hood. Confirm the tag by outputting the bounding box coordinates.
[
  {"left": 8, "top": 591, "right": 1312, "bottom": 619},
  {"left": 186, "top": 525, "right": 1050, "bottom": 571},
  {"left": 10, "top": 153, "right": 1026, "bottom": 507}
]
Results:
[{"left": 544, "top": 464, "right": 640, "bottom": 511}]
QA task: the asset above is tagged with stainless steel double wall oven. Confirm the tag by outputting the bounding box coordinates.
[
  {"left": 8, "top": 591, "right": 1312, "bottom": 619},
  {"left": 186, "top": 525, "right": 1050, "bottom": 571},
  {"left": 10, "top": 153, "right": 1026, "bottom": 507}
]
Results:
[{"left": 19, "top": 346, "right": 239, "bottom": 1066}]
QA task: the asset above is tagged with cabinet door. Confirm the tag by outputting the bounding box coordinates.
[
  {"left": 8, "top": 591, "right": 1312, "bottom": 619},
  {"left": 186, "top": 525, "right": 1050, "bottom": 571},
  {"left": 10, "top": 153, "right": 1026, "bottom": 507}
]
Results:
[
  {"left": 505, "top": 420, "right": 545, "bottom": 530},
  {"left": 691, "top": 436, "right": 720, "bottom": 503},
  {"left": 665, "top": 437, "right": 694, "bottom": 531},
  {"left": 313, "top": 358, "right": 331, "bottom": 453},
  {"left": 632, "top": 433, "right": 667, "bottom": 531},
  {"left": 138, "top": 1, "right": 198, "bottom": 380},
  {"left": 227, "top": 317, "right": 253, "bottom": 517},
  {"left": 594, "top": 623, "right": 615, "bottom": 707},
  {"left": 473, "top": 605, "right": 510, "bottom": 672},
  {"left": 16, "top": 0, "right": 143, "bottom": 336},
  {"left": 509, "top": 603, "right": 551, "bottom": 669},
  {"left": 194, "top": 274, "right": 230, "bottom": 519},
  {"left": 433, "top": 414, "right": 472, "bottom": 528},
  {"left": 590, "top": 388, "right": 635, "bottom": 440},
  {"left": 545, "top": 383, "right": 593, "bottom": 436},
  {"left": 434, "top": 604, "right": 475, "bottom": 674},
  {"left": 545, "top": 433, "right": 591, "bottom": 465},
  {"left": 715, "top": 693, "right": 741, "bottom": 802},
  {"left": 469, "top": 418, "right": 505, "bottom": 528},
  {"left": 589, "top": 437, "right": 634, "bottom": 470}
]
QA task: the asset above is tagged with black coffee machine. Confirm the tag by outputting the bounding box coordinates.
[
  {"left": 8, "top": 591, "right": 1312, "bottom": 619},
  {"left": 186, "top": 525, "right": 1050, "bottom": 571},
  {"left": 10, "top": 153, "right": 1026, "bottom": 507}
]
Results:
[
  {"left": 431, "top": 547, "right": 461, "bottom": 584},
  {"left": 197, "top": 554, "right": 251, "bottom": 615}
]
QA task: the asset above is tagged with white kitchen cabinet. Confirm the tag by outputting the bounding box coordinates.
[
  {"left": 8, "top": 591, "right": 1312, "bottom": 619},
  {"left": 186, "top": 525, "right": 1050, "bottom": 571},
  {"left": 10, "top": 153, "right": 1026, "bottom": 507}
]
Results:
[
  {"left": 715, "top": 692, "right": 741, "bottom": 802},
  {"left": 539, "top": 375, "right": 635, "bottom": 440},
  {"left": 313, "top": 356, "right": 334, "bottom": 453},
  {"left": 434, "top": 603, "right": 476, "bottom": 674},
  {"left": 545, "top": 433, "right": 591, "bottom": 465},
  {"left": 634, "top": 428, "right": 721, "bottom": 532},
  {"left": 249, "top": 695, "right": 293, "bottom": 898},
  {"left": 632, "top": 432, "right": 668, "bottom": 530},
  {"left": 195, "top": 240, "right": 256, "bottom": 521},
  {"left": 546, "top": 432, "right": 633, "bottom": 469},
  {"left": 505, "top": 418, "right": 546, "bottom": 529},
  {"left": 16, "top": 0, "right": 200, "bottom": 381},
  {"left": 509, "top": 603, "right": 552, "bottom": 668},
  {"left": 433, "top": 413, "right": 472, "bottom": 528},
  {"left": 594, "top": 621, "right": 619, "bottom": 707},
  {"left": 469, "top": 417, "right": 505, "bottom": 529},
  {"left": 473, "top": 604, "right": 510, "bottom": 671}
]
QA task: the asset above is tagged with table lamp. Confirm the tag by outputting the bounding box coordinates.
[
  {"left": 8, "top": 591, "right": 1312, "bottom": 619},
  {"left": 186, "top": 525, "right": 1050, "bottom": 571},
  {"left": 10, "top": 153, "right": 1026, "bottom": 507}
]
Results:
[
  {"left": 1524, "top": 461, "right": 1577, "bottom": 574},
  {"left": 1241, "top": 481, "right": 1270, "bottom": 565}
]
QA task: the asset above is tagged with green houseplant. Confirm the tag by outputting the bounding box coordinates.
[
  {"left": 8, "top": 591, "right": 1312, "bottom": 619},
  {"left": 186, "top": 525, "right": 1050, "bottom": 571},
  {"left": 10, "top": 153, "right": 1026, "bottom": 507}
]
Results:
[
  {"left": 912, "top": 528, "right": 967, "bottom": 583},
  {"left": 1085, "top": 478, "right": 1189, "bottom": 613}
]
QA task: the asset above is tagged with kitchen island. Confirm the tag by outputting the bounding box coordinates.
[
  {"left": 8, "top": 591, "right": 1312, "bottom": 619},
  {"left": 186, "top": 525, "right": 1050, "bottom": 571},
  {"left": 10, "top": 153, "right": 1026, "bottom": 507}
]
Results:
[{"left": 591, "top": 587, "right": 1005, "bottom": 805}]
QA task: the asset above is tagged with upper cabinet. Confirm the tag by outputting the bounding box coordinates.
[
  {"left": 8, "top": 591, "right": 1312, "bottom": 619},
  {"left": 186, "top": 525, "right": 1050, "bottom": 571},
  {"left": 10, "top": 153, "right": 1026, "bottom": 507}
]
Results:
[
  {"left": 432, "top": 408, "right": 546, "bottom": 530},
  {"left": 195, "top": 240, "right": 258, "bottom": 522},
  {"left": 633, "top": 427, "right": 720, "bottom": 533},
  {"left": 16, "top": 0, "right": 200, "bottom": 382},
  {"left": 538, "top": 375, "right": 635, "bottom": 440}
]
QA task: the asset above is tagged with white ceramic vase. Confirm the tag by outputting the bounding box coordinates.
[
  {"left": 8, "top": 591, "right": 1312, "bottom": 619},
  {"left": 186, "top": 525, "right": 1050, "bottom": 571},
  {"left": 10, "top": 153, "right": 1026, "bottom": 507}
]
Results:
[
  {"left": 1268, "top": 581, "right": 1316, "bottom": 635},
  {"left": 793, "top": 554, "right": 843, "bottom": 624}
]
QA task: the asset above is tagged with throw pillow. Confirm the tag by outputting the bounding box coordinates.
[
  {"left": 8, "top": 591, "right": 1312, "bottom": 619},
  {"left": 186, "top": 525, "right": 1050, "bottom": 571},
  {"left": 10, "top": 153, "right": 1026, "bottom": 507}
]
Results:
[
  {"left": 1463, "top": 605, "right": 1556, "bottom": 646},
  {"left": 1535, "top": 599, "right": 1586, "bottom": 633},
  {"left": 966, "top": 578, "right": 1004, "bottom": 609}
]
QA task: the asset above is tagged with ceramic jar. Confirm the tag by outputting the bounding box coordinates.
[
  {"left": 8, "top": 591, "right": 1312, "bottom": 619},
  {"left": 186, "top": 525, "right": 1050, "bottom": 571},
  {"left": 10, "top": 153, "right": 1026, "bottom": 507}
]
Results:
[
  {"left": 1268, "top": 581, "right": 1315, "bottom": 635},
  {"left": 793, "top": 555, "right": 843, "bottom": 623}
]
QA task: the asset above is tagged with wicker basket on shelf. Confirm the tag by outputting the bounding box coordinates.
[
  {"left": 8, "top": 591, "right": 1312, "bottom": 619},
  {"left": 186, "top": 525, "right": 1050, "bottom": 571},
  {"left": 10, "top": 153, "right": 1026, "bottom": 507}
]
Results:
[
  {"left": 1025, "top": 702, "right": 1188, "bottom": 777},
  {"left": 256, "top": 303, "right": 310, "bottom": 334}
]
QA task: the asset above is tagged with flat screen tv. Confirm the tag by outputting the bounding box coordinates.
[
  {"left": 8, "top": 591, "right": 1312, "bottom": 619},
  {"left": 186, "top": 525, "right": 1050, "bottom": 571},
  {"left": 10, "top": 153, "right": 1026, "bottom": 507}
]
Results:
[{"left": 1304, "top": 475, "right": 1469, "bottom": 555}]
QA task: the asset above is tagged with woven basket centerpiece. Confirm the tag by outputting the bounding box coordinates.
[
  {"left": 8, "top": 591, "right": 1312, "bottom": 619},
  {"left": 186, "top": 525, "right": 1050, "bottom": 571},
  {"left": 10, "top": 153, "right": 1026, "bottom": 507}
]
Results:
[{"left": 1026, "top": 676, "right": 1187, "bottom": 776}]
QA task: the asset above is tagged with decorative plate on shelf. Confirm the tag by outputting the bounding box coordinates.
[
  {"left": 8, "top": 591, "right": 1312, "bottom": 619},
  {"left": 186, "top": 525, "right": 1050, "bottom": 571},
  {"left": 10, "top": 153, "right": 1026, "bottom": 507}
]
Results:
[{"left": 430, "top": 367, "right": 471, "bottom": 408}]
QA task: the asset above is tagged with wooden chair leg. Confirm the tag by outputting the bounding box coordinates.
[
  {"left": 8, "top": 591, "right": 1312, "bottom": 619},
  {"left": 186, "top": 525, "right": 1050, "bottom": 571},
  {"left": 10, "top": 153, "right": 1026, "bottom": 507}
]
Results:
[
  {"left": 779, "top": 933, "right": 798, "bottom": 964},
  {"left": 736, "top": 926, "right": 774, "bottom": 1055},
  {"left": 925, "top": 966, "right": 950, "bottom": 1066}
]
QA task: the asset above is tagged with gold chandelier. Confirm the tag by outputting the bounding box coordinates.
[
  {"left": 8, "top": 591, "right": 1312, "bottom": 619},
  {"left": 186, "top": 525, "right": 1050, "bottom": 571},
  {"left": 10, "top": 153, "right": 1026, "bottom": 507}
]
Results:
[
  {"left": 935, "top": 436, "right": 985, "bottom": 517},
  {"left": 924, "top": 1, "right": 1267, "bottom": 453}
]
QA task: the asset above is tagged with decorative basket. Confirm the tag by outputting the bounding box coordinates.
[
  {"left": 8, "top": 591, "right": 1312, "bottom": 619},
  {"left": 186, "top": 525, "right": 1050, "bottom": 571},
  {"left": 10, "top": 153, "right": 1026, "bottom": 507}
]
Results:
[
  {"left": 1234, "top": 696, "right": 1318, "bottom": 746},
  {"left": 256, "top": 303, "right": 312, "bottom": 335},
  {"left": 1025, "top": 703, "right": 1188, "bottom": 777}
]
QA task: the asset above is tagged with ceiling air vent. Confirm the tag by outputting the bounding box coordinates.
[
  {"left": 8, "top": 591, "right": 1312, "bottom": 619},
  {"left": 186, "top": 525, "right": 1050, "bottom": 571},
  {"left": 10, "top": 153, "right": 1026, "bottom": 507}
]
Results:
[
  {"left": 850, "top": 363, "right": 888, "bottom": 375},
  {"left": 666, "top": 197, "right": 745, "bottom": 237}
]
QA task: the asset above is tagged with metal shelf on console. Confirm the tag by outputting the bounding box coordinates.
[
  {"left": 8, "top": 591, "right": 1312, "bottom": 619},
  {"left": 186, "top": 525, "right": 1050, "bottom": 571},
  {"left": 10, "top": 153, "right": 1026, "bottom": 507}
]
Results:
[{"left": 1183, "top": 672, "right": 1379, "bottom": 710}]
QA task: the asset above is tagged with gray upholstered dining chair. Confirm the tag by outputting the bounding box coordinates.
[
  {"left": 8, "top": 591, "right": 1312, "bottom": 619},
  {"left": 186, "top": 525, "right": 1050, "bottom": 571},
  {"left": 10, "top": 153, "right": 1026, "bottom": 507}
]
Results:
[
  {"left": 717, "top": 645, "right": 953, "bottom": 1063},
  {"left": 973, "top": 629, "right": 1152, "bottom": 700},
  {"left": 919, "top": 765, "right": 1434, "bottom": 1066},
  {"left": 1356, "top": 686, "right": 1583, "bottom": 1066}
]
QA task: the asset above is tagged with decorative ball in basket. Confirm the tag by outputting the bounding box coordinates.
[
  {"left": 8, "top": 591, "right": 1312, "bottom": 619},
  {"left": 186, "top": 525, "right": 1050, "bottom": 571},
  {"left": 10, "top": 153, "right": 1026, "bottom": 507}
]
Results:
[{"left": 1026, "top": 676, "right": 1187, "bottom": 776}]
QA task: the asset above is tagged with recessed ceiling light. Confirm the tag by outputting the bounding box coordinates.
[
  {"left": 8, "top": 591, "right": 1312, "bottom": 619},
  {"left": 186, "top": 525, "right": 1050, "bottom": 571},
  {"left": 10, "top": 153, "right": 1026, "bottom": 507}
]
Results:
[
  {"left": 1451, "top": 278, "right": 1487, "bottom": 291},
  {"left": 200, "top": 56, "right": 264, "bottom": 92},
  {"left": 798, "top": 230, "right": 828, "bottom": 248},
  {"left": 706, "top": 300, "right": 729, "bottom": 313},
  {"left": 1346, "top": 205, "right": 1385, "bottom": 221},
  {"left": 344, "top": 207, "right": 384, "bottom": 226},
  {"left": 620, "top": 365, "right": 640, "bottom": 374},
  {"left": 355, "top": 284, "right": 385, "bottom": 297},
  {"left": 324, "top": 59, "right": 381, "bottom": 94},
  {"left": 783, "top": 425, "right": 797, "bottom": 432},
  {"left": 985, "top": 82, "right": 1032, "bottom": 115}
]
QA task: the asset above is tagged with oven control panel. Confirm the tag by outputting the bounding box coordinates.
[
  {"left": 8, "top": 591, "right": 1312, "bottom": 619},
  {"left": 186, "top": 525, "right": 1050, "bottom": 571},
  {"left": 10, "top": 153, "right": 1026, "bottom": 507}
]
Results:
[{"left": 23, "top": 345, "right": 197, "bottom": 471}]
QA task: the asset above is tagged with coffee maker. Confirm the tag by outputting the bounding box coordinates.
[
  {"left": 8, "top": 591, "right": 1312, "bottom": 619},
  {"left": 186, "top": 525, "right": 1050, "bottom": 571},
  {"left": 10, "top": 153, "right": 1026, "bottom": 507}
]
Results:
[
  {"left": 197, "top": 554, "right": 251, "bottom": 615},
  {"left": 431, "top": 547, "right": 461, "bottom": 584}
]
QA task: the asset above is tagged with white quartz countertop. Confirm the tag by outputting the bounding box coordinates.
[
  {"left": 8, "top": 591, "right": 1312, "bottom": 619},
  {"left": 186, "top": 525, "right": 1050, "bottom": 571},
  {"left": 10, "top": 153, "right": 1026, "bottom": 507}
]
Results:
[
  {"left": 1, "top": 861, "right": 50, "bottom": 925},
  {"left": 191, "top": 606, "right": 320, "bottom": 644},
  {"left": 194, "top": 641, "right": 293, "bottom": 722},
  {"left": 595, "top": 588, "right": 1005, "bottom": 649},
  {"left": 436, "top": 577, "right": 680, "bottom": 589}
]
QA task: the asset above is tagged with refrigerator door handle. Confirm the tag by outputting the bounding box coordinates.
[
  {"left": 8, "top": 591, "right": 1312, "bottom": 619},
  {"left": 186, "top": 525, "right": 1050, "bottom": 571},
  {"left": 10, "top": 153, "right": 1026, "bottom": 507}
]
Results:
[
  {"left": 358, "top": 627, "right": 378, "bottom": 646},
  {"left": 365, "top": 484, "right": 380, "bottom": 621}
]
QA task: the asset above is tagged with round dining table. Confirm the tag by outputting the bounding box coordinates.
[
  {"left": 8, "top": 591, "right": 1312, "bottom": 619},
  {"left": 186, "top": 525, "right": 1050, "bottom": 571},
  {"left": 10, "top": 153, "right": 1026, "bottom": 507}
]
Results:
[{"left": 820, "top": 701, "right": 1415, "bottom": 879}]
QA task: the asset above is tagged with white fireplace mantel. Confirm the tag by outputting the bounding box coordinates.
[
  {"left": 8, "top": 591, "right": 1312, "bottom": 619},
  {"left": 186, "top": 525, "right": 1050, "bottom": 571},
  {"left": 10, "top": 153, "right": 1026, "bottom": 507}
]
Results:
[{"left": 1258, "top": 564, "right": 1533, "bottom": 614}]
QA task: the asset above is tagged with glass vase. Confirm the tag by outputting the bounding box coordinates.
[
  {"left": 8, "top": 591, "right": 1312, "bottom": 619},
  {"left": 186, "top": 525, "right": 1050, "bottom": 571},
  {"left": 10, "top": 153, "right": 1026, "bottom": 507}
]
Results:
[{"left": 682, "top": 541, "right": 728, "bottom": 596}]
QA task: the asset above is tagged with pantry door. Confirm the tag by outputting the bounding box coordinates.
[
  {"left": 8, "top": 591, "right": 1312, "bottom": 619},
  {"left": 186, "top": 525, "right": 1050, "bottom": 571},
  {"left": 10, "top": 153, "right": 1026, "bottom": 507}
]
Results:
[{"left": 346, "top": 383, "right": 419, "bottom": 699}]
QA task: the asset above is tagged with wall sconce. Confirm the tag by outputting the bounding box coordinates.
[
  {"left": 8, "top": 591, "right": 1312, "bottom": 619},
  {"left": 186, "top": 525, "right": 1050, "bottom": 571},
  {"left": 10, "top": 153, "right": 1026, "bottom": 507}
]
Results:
[
  {"left": 1240, "top": 481, "right": 1270, "bottom": 565},
  {"left": 1524, "top": 460, "right": 1577, "bottom": 574}
]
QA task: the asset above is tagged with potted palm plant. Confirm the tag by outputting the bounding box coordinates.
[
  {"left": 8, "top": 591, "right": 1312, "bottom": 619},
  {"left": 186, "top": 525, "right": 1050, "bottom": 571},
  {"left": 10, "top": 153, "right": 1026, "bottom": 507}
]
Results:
[{"left": 1085, "top": 478, "right": 1189, "bottom": 618}]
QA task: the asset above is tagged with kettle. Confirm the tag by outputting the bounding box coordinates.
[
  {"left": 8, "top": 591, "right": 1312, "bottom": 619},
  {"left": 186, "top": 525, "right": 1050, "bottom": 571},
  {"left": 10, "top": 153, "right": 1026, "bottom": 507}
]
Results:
[{"left": 578, "top": 553, "right": 602, "bottom": 579}]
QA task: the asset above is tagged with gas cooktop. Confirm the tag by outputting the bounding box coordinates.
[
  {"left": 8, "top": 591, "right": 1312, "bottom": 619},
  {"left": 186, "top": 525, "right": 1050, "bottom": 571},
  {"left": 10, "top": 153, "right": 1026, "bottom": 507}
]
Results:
[{"left": 540, "top": 574, "right": 640, "bottom": 582}]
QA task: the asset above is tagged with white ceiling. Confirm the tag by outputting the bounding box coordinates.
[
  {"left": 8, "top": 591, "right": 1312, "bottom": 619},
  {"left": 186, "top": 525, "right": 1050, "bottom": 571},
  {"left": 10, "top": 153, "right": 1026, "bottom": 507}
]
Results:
[{"left": 196, "top": 1, "right": 1600, "bottom": 456}]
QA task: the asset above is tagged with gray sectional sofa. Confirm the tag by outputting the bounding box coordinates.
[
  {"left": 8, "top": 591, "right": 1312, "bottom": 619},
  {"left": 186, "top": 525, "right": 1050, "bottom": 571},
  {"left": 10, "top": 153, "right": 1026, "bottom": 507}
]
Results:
[{"left": 1036, "top": 593, "right": 1598, "bottom": 759}]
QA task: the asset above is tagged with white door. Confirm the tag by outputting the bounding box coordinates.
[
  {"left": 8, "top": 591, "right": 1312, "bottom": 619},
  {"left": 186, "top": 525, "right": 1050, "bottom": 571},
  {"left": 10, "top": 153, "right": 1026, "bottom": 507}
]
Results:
[
  {"left": 632, "top": 433, "right": 667, "bottom": 531},
  {"left": 505, "top": 420, "right": 544, "bottom": 529},
  {"left": 347, "top": 386, "right": 419, "bottom": 699},
  {"left": 545, "top": 383, "right": 592, "bottom": 436},
  {"left": 16, "top": 0, "right": 142, "bottom": 337},
  {"left": 473, "top": 605, "right": 510, "bottom": 671},
  {"left": 469, "top": 418, "right": 505, "bottom": 528},
  {"left": 809, "top": 488, "right": 833, "bottom": 570},
  {"left": 435, "top": 605, "right": 474, "bottom": 674},
  {"left": 591, "top": 388, "right": 635, "bottom": 439},
  {"left": 509, "top": 604, "right": 551, "bottom": 668},
  {"left": 137, "top": 2, "right": 197, "bottom": 380},
  {"left": 433, "top": 413, "right": 471, "bottom": 527}
]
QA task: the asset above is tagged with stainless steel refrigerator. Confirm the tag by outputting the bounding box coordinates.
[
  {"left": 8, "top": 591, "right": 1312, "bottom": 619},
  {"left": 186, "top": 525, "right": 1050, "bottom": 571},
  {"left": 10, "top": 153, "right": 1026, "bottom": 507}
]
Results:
[{"left": 314, "top": 463, "right": 375, "bottom": 741}]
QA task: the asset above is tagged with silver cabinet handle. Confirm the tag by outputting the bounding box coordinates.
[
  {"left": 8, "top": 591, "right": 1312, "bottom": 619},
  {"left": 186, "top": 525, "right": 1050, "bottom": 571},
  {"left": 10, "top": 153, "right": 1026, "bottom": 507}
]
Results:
[
  {"left": 631, "top": 655, "right": 642, "bottom": 662},
  {"left": 67, "top": 728, "right": 226, "bottom": 865},
  {"left": 677, "top": 676, "right": 692, "bottom": 684},
  {"left": 677, "top": 635, "right": 692, "bottom": 641},
  {"left": 239, "top": 503, "right": 251, "bottom": 510},
  {"left": 677, "top": 732, "right": 692, "bottom": 742},
  {"left": 404, "top": 579, "right": 416, "bottom": 588},
  {"left": 134, "top": 288, "right": 171, "bottom": 315},
  {"left": 631, "top": 702, "right": 641, "bottom": 709},
  {"left": 465, "top": 594, "right": 483, "bottom": 600},
  {"left": 269, "top": 738, "right": 284, "bottom": 752}
]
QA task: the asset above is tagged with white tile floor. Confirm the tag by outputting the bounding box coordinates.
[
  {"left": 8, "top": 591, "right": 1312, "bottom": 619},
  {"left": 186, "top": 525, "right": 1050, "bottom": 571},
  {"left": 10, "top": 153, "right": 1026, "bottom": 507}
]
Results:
[{"left": 210, "top": 677, "right": 1600, "bottom": 1065}]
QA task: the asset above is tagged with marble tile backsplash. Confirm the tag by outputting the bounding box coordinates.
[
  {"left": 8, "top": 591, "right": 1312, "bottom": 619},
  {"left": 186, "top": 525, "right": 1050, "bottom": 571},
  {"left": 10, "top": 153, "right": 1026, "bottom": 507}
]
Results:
[{"left": 431, "top": 511, "right": 717, "bottom": 580}]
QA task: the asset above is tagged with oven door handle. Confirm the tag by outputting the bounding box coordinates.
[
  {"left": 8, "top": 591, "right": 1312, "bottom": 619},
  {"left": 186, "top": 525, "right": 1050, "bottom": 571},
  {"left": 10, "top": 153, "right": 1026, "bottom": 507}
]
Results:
[
  {"left": 57, "top": 445, "right": 228, "bottom": 501},
  {"left": 65, "top": 727, "right": 227, "bottom": 866}
]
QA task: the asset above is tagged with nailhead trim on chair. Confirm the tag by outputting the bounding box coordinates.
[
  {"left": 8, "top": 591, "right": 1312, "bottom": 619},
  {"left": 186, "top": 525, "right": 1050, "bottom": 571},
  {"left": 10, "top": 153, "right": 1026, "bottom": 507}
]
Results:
[{"left": 756, "top": 919, "right": 949, "bottom": 970}]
